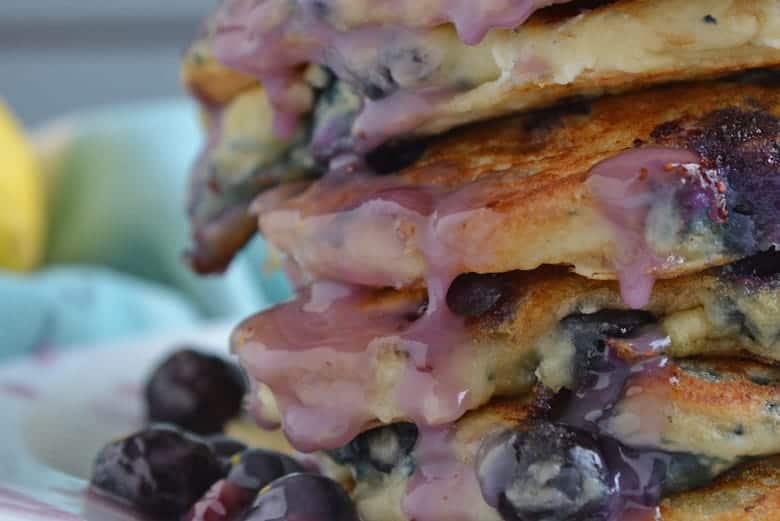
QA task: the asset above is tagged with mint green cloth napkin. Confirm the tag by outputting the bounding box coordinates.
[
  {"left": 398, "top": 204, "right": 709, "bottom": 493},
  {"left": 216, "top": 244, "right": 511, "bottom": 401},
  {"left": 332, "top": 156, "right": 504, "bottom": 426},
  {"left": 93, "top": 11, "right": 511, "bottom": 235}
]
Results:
[{"left": 0, "top": 100, "right": 291, "bottom": 359}]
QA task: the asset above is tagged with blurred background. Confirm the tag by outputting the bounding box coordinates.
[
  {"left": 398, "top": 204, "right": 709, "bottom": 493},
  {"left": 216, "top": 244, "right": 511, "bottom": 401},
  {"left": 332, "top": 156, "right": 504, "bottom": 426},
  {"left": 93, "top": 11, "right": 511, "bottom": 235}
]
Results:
[
  {"left": 0, "top": 1, "right": 290, "bottom": 360},
  {"left": 2, "top": 0, "right": 213, "bottom": 124}
]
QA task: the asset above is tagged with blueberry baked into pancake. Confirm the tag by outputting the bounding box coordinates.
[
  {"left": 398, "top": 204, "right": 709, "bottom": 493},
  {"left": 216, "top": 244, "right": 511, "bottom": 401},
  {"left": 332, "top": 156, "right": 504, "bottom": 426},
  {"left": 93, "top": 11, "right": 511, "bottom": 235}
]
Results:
[{"left": 86, "top": 1, "right": 780, "bottom": 520}]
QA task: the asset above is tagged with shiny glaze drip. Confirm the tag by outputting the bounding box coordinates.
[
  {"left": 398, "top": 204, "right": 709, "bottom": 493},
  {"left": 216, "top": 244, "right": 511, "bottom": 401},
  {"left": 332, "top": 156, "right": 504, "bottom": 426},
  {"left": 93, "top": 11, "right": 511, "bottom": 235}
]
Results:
[
  {"left": 260, "top": 171, "right": 504, "bottom": 288},
  {"left": 234, "top": 277, "right": 473, "bottom": 452},
  {"left": 402, "top": 427, "right": 485, "bottom": 521},
  {"left": 586, "top": 147, "right": 714, "bottom": 309},
  {"left": 213, "top": 0, "right": 569, "bottom": 147},
  {"left": 234, "top": 281, "right": 415, "bottom": 451},
  {"left": 265, "top": 146, "right": 723, "bottom": 309},
  {"left": 236, "top": 175, "right": 508, "bottom": 451},
  {"left": 555, "top": 333, "right": 679, "bottom": 520},
  {"left": 472, "top": 325, "right": 687, "bottom": 521}
]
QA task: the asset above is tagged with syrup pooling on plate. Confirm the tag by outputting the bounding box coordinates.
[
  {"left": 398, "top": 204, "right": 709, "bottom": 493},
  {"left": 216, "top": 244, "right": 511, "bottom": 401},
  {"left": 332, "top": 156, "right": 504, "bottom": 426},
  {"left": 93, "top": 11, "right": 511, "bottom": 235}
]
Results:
[
  {"left": 586, "top": 147, "right": 724, "bottom": 309},
  {"left": 213, "top": 0, "right": 569, "bottom": 147}
]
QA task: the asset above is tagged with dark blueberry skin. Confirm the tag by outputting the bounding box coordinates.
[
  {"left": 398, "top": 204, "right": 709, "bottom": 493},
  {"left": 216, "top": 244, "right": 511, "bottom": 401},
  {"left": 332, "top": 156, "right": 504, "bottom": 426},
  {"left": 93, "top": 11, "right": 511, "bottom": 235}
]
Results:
[
  {"left": 477, "top": 421, "right": 612, "bottom": 521},
  {"left": 91, "top": 424, "right": 225, "bottom": 518},
  {"left": 326, "top": 423, "right": 418, "bottom": 476},
  {"left": 206, "top": 435, "right": 248, "bottom": 460},
  {"left": 365, "top": 139, "right": 429, "bottom": 175},
  {"left": 561, "top": 309, "right": 656, "bottom": 387},
  {"left": 145, "top": 348, "right": 246, "bottom": 435},
  {"left": 205, "top": 435, "right": 249, "bottom": 470},
  {"left": 228, "top": 449, "right": 305, "bottom": 493},
  {"left": 184, "top": 479, "right": 255, "bottom": 521},
  {"left": 446, "top": 273, "right": 513, "bottom": 318},
  {"left": 242, "top": 474, "right": 359, "bottom": 521},
  {"left": 651, "top": 106, "right": 780, "bottom": 254},
  {"left": 724, "top": 249, "right": 780, "bottom": 280}
]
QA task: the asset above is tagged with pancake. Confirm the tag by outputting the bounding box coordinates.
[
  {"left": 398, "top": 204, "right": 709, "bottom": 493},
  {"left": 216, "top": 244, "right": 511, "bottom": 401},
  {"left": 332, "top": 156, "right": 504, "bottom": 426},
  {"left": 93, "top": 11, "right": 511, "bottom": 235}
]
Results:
[
  {"left": 183, "top": 62, "right": 363, "bottom": 272},
  {"left": 660, "top": 456, "right": 780, "bottom": 521},
  {"left": 232, "top": 250, "right": 780, "bottom": 451},
  {"left": 320, "top": 353, "right": 780, "bottom": 521},
  {"left": 185, "top": 84, "right": 317, "bottom": 272},
  {"left": 214, "top": 0, "right": 780, "bottom": 154},
  {"left": 258, "top": 77, "right": 780, "bottom": 306},
  {"left": 180, "top": 23, "right": 257, "bottom": 107}
]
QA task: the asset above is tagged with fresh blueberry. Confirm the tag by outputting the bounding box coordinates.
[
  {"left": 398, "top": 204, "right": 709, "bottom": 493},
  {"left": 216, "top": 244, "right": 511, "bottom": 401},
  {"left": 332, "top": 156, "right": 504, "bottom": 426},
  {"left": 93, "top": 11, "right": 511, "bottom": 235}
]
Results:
[
  {"left": 184, "top": 479, "right": 255, "bottom": 521},
  {"left": 241, "top": 474, "right": 359, "bottom": 521},
  {"left": 205, "top": 435, "right": 248, "bottom": 469},
  {"left": 228, "top": 449, "right": 304, "bottom": 493},
  {"left": 145, "top": 348, "right": 246, "bottom": 434},
  {"left": 476, "top": 421, "right": 612, "bottom": 521},
  {"left": 91, "top": 424, "right": 225, "bottom": 518}
]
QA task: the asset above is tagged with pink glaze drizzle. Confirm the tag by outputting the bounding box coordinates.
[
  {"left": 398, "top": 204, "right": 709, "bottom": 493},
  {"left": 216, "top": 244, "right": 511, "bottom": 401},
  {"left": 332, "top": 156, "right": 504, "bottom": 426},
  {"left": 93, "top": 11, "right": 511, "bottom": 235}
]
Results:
[
  {"left": 402, "top": 427, "right": 486, "bottom": 521},
  {"left": 264, "top": 146, "right": 722, "bottom": 307},
  {"left": 586, "top": 147, "right": 702, "bottom": 309},
  {"left": 235, "top": 176, "right": 504, "bottom": 451},
  {"left": 234, "top": 276, "right": 475, "bottom": 451},
  {"left": 213, "top": 0, "right": 570, "bottom": 145},
  {"left": 236, "top": 146, "right": 720, "bottom": 451},
  {"left": 260, "top": 171, "right": 505, "bottom": 289}
]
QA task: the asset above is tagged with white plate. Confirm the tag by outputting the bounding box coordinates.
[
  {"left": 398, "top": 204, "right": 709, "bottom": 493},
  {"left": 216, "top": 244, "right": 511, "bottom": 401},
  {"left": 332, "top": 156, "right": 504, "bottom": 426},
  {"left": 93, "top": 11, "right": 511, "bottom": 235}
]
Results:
[{"left": 0, "top": 323, "right": 234, "bottom": 520}]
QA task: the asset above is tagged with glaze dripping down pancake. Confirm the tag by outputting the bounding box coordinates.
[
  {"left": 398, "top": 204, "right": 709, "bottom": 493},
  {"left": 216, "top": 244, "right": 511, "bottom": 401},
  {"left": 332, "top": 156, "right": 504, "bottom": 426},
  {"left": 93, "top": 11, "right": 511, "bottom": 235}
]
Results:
[
  {"left": 214, "top": 0, "right": 780, "bottom": 153},
  {"left": 319, "top": 352, "right": 780, "bottom": 521},
  {"left": 232, "top": 251, "right": 780, "bottom": 451},
  {"left": 257, "top": 77, "right": 780, "bottom": 306}
]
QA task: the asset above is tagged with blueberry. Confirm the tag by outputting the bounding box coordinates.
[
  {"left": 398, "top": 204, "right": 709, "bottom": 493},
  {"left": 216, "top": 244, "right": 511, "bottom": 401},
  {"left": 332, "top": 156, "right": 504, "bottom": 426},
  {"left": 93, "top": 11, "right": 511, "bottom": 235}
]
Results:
[
  {"left": 561, "top": 310, "right": 656, "bottom": 388},
  {"left": 476, "top": 421, "right": 612, "bottom": 521},
  {"left": 91, "top": 424, "right": 225, "bottom": 518},
  {"left": 724, "top": 249, "right": 780, "bottom": 279},
  {"left": 446, "top": 273, "right": 512, "bottom": 317},
  {"left": 326, "top": 423, "right": 417, "bottom": 475},
  {"left": 228, "top": 449, "right": 304, "bottom": 493},
  {"left": 184, "top": 479, "right": 255, "bottom": 521},
  {"left": 205, "top": 435, "right": 248, "bottom": 469},
  {"left": 241, "top": 474, "right": 359, "bottom": 521},
  {"left": 365, "top": 139, "right": 429, "bottom": 175},
  {"left": 145, "top": 348, "right": 246, "bottom": 434},
  {"left": 562, "top": 310, "right": 657, "bottom": 343}
]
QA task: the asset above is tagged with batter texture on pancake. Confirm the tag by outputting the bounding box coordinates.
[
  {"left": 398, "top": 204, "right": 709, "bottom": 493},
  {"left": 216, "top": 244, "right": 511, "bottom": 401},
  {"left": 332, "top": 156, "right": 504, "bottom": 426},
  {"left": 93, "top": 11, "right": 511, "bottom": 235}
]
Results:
[
  {"left": 259, "top": 78, "right": 780, "bottom": 305},
  {"left": 186, "top": 84, "right": 318, "bottom": 272},
  {"left": 181, "top": 24, "right": 257, "bottom": 107},
  {"left": 322, "top": 353, "right": 780, "bottom": 521},
  {"left": 233, "top": 252, "right": 780, "bottom": 451},
  {"left": 660, "top": 456, "right": 780, "bottom": 521},
  {"left": 215, "top": 0, "right": 780, "bottom": 152}
]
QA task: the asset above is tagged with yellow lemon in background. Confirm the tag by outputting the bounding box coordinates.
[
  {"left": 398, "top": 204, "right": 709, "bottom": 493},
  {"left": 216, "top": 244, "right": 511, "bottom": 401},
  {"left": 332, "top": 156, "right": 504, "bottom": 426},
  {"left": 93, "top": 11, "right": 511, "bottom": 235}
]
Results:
[{"left": 0, "top": 100, "right": 44, "bottom": 272}]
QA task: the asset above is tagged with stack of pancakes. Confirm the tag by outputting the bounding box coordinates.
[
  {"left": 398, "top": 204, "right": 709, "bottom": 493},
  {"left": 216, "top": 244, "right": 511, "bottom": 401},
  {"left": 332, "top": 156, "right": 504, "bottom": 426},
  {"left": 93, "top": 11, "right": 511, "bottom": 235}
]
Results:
[{"left": 182, "top": 1, "right": 780, "bottom": 519}]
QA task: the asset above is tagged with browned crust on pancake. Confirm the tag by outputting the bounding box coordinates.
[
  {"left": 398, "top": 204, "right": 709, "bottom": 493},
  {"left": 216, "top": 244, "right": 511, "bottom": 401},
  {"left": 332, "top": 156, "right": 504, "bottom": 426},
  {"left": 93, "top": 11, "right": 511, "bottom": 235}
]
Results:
[
  {"left": 660, "top": 456, "right": 780, "bottom": 521},
  {"left": 262, "top": 77, "right": 780, "bottom": 285},
  {"left": 180, "top": 26, "right": 257, "bottom": 107}
]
